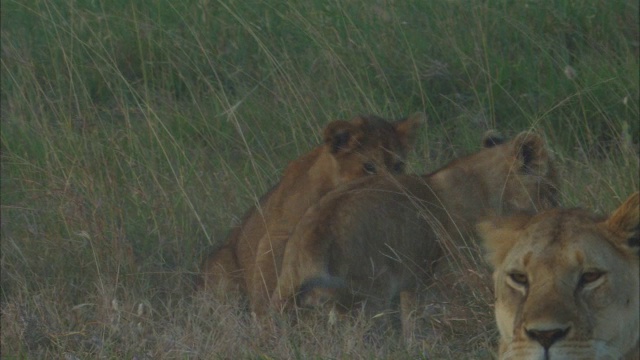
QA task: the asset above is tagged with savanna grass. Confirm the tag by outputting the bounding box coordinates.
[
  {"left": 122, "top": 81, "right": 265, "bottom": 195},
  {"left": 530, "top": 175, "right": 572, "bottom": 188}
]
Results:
[{"left": 1, "top": 0, "right": 638, "bottom": 358}]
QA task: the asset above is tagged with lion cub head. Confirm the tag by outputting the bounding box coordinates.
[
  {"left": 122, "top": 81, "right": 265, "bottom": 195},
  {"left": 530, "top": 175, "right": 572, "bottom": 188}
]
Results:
[
  {"left": 320, "top": 113, "right": 424, "bottom": 182},
  {"left": 479, "top": 192, "right": 639, "bottom": 359},
  {"left": 425, "top": 130, "right": 560, "bottom": 219}
]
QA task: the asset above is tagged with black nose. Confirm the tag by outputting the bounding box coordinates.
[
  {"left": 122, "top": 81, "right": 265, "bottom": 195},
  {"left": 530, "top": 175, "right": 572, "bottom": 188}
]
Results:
[{"left": 525, "top": 327, "right": 570, "bottom": 349}]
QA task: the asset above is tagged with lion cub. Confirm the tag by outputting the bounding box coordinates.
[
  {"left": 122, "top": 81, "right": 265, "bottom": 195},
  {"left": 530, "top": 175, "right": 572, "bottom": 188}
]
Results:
[
  {"left": 478, "top": 192, "right": 639, "bottom": 360},
  {"left": 270, "top": 131, "right": 559, "bottom": 334},
  {"left": 199, "top": 114, "right": 424, "bottom": 306}
]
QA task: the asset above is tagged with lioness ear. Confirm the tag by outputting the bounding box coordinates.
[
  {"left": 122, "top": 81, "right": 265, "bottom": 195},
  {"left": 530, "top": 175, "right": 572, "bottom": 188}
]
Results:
[
  {"left": 323, "top": 120, "right": 362, "bottom": 154},
  {"left": 481, "top": 130, "right": 505, "bottom": 148},
  {"left": 393, "top": 112, "right": 425, "bottom": 150},
  {"left": 477, "top": 215, "right": 530, "bottom": 268},
  {"left": 605, "top": 192, "right": 640, "bottom": 253}
]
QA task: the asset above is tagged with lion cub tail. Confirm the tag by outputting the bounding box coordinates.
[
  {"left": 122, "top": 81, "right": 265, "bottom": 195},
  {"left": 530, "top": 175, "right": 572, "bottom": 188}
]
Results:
[{"left": 297, "top": 275, "right": 347, "bottom": 307}]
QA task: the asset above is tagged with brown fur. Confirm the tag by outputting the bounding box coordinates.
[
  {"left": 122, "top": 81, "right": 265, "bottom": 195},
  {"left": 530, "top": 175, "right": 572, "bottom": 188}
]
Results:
[
  {"left": 478, "top": 192, "right": 639, "bottom": 359},
  {"left": 270, "top": 131, "right": 559, "bottom": 334},
  {"left": 199, "top": 114, "right": 424, "bottom": 306}
]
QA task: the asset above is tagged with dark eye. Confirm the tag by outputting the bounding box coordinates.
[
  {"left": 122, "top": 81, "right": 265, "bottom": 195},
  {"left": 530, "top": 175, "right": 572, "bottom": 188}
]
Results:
[
  {"left": 392, "top": 162, "right": 405, "bottom": 174},
  {"left": 508, "top": 272, "right": 528, "bottom": 286},
  {"left": 363, "top": 162, "right": 377, "bottom": 174},
  {"left": 579, "top": 271, "right": 604, "bottom": 287}
]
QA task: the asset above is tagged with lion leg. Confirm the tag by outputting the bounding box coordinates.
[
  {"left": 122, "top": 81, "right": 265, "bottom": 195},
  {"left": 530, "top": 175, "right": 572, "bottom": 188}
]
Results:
[
  {"left": 270, "top": 234, "right": 334, "bottom": 312},
  {"left": 400, "top": 290, "right": 417, "bottom": 343},
  {"left": 200, "top": 246, "right": 243, "bottom": 297},
  {"left": 249, "top": 233, "right": 289, "bottom": 316},
  {"left": 270, "top": 253, "right": 307, "bottom": 312}
]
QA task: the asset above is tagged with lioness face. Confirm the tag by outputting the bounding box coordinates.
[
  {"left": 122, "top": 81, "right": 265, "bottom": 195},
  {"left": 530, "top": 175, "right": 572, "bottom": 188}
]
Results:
[
  {"left": 322, "top": 113, "right": 423, "bottom": 183},
  {"left": 480, "top": 193, "right": 640, "bottom": 360}
]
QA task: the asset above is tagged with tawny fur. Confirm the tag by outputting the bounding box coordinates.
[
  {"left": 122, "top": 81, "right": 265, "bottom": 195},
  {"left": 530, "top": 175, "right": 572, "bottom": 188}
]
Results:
[
  {"left": 270, "top": 131, "right": 560, "bottom": 334},
  {"left": 199, "top": 114, "right": 424, "bottom": 311},
  {"left": 478, "top": 192, "right": 639, "bottom": 360}
]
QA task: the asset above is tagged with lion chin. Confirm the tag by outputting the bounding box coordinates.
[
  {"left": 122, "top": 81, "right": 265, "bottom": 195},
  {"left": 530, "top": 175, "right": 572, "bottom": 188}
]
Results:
[
  {"left": 479, "top": 192, "right": 640, "bottom": 360},
  {"left": 500, "top": 341, "right": 628, "bottom": 360}
]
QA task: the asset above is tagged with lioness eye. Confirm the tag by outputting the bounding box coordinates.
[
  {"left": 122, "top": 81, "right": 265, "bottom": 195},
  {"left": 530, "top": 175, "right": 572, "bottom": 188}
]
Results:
[
  {"left": 579, "top": 271, "right": 604, "bottom": 286},
  {"left": 509, "top": 272, "right": 528, "bottom": 286},
  {"left": 363, "top": 162, "right": 377, "bottom": 174}
]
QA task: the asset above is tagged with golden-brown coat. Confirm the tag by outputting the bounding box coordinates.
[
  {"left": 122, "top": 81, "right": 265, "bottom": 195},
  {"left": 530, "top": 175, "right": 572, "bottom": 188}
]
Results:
[
  {"left": 199, "top": 114, "right": 424, "bottom": 308},
  {"left": 270, "top": 131, "right": 559, "bottom": 334},
  {"left": 478, "top": 192, "right": 639, "bottom": 359}
]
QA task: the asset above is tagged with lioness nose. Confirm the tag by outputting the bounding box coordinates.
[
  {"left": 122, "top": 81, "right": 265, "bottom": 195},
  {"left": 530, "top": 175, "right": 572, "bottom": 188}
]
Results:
[{"left": 525, "top": 326, "right": 570, "bottom": 349}]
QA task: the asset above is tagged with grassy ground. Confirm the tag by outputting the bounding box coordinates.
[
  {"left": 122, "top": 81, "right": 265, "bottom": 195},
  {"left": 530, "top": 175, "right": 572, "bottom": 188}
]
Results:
[{"left": 1, "top": 0, "right": 638, "bottom": 358}]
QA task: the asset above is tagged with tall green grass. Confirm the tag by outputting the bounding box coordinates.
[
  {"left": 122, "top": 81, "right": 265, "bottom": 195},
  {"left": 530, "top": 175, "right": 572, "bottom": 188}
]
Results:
[{"left": 2, "top": 0, "right": 638, "bottom": 358}]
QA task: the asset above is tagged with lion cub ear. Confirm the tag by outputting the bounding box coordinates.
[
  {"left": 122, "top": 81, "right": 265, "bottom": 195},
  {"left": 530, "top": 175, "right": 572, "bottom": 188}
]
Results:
[
  {"left": 323, "top": 120, "right": 363, "bottom": 154},
  {"left": 477, "top": 215, "right": 531, "bottom": 268},
  {"left": 511, "top": 131, "right": 551, "bottom": 176},
  {"left": 481, "top": 130, "right": 505, "bottom": 148},
  {"left": 393, "top": 112, "right": 425, "bottom": 150},
  {"left": 604, "top": 192, "right": 640, "bottom": 253}
]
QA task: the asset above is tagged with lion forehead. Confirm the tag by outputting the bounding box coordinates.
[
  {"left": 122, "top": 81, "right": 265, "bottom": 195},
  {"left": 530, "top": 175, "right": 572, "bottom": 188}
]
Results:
[{"left": 503, "top": 222, "right": 631, "bottom": 285}]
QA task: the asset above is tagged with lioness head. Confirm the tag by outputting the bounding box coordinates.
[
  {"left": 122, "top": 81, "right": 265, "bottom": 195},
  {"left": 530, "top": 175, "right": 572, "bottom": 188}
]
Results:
[
  {"left": 478, "top": 192, "right": 640, "bottom": 359},
  {"left": 322, "top": 112, "right": 424, "bottom": 182},
  {"left": 433, "top": 130, "right": 560, "bottom": 218}
]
